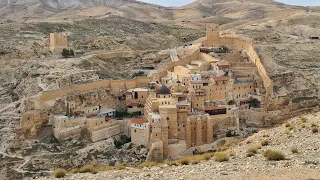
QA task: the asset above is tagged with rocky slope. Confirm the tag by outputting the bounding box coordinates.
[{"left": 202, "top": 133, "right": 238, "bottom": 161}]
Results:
[{"left": 36, "top": 111, "right": 320, "bottom": 180}]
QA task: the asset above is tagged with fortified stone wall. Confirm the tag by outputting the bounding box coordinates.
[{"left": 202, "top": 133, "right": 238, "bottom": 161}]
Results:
[
  {"left": 91, "top": 122, "right": 120, "bottom": 142},
  {"left": 21, "top": 49, "right": 200, "bottom": 138},
  {"left": 203, "top": 24, "right": 273, "bottom": 99}
]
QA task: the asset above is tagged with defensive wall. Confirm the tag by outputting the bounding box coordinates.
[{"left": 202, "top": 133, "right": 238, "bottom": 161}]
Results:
[
  {"left": 38, "top": 49, "right": 200, "bottom": 103},
  {"left": 203, "top": 26, "right": 273, "bottom": 99},
  {"left": 21, "top": 49, "right": 200, "bottom": 138}
]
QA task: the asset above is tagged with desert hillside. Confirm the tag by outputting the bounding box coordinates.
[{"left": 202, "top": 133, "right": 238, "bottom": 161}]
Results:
[
  {"left": 0, "top": 0, "right": 319, "bottom": 179},
  {"left": 37, "top": 111, "right": 320, "bottom": 180}
]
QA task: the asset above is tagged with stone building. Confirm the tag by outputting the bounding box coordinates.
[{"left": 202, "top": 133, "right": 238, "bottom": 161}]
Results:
[
  {"left": 49, "top": 33, "right": 68, "bottom": 56},
  {"left": 52, "top": 115, "right": 121, "bottom": 142},
  {"left": 131, "top": 118, "right": 150, "bottom": 146}
]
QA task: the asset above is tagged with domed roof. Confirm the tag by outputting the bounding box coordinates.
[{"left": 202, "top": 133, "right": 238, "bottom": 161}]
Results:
[{"left": 156, "top": 85, "right": 171, "bottom": 95}]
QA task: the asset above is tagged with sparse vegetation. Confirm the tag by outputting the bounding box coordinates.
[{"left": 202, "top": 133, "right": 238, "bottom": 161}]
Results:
[
  {"left": 291, "top": 147, "right": 298, "bottom": 154},
  {"left": 176, "top": 157, "right": 190, "bottom": 165},
  {"left": 247, "top": 146, "right": 258, "bottom": 154},
  {"left": 114, "top": 135, "right": 131, "bottom": 149},
  {"left": 312, "top": 127, "right": 318, "bottom": 133},
  {"left": 288, "top": 125, "right": 294, "bottom": 131},
  {"left": 138, "top": 161, "right": 159, "bottom": 168},
  {"left": 79, "top": 165, "right": 95, "bottom": 173},
  {"left": 300, "top": 123, "right": 306, "bottom": 128},
  {"left": 215, "top": 152, "right": 229, "bottom": 162},
  {"left": 116, "top": 163, "right": 126, "bottom": 170},
  {"left": 301, "top": 117, "right": 307, "bottom": 123},
  {"left": 226, "top": 130, "right": 239, "bottom": 137},
  {"left": 52, "top": 168, "right": 67, "bottom": 178},
  {"left": 263, "top": 150, "right": 285, "bottom": 161},
  {"left": 164, "top": 160, "right": 178, "bottom": 166},
  {"left": 284, "top": 122, "right": 290, "bottom": 127},
  {"left": 228, "top": 100, "right": 235, "bottom": 105},
  {"left": 261, "top": 140, "right": 269, "bottom": 146},
  {"left": 61, "top": 48, "right": 75, "bottom": 58},
  {"left": 250, "top": 98, "right": 261, "bottom": 108}
]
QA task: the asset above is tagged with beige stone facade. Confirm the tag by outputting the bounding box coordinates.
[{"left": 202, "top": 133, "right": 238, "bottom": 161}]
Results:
[{"left": 49, "top": 33, "right": 68, "bottom": 55}]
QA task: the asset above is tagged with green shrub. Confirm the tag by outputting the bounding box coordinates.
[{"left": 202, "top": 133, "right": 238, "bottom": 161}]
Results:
[
  {"left": 263, "top": 150, "right": 285, "bottom": 161},
  {"left": 52, "top": 168, "right": 67, "bottom": 178},
  {"left": 261, "top": 140, "right": 269, "bottom": 146},
  {"left": 215, "top": 152, "right": 229, "bottom": 162},
  {"left": 288, "top": 125, "right": 294, "bottom": 131},
  {"left": 291, "top": 147, "right": 298, "bottom": 154},
  {"left": 301, "top": 123, "right": 306, "bottom": 128}
]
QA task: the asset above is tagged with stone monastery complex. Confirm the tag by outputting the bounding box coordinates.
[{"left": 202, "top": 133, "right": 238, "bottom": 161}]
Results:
[{"left": 17, "top": 24, "right": 315, "bottom": 161}]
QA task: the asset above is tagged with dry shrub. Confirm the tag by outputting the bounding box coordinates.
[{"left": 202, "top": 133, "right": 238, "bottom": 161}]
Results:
[
  {"left": 263, "top": 150, "right": 285, "bottom": 161},
  {"left": 300, "top": 123, "right": 306, "bottom": 128},
  {"left": 229, "top": 150, "right": 235, "bottom": 157},
  {"left": 247, "top": 145, "right": 260, "bottom": 154},
  {"left": 69, "top": 168, "right": 80, "bottom": 174},
  {"left": 291, "top": 147, "right": 298, "bottom": 154},
  {"left": 94, "top": 165, "right": 114, "bottom": 171},
  {"left": 164, "top": 160, "right": 178, "bottom": 166},
  {"left": 116, "top": 164, "right": 126, "bottom": 170},
  {"left": 202, "top": 152, "right": 215, "bottom": 160},
  {"left": 312, "top": 127, "right": 318, "bottom": 133},
  {"left": 301, "top": 117, "right": 307, "bottom": 123},
  {"left": 215, "top": 152, "right": 229, "bottom": 162},
  {"left": 284, "top": 122, "right": 290, "bottom": 127},
  {"left": 52, "top": 168, "right": 67, "bottom": 178},
  {"left": 138, "top": 161, "right": 159, "bottom": 168},
  {"left": 79, "top": 165, "right": 95, "bottom": 173},
  {"left": 176, "top": 157, "right": 190, "bottom": 165},
  {"left": 261, "top": 140, "right": 269, "bottom": 146}
]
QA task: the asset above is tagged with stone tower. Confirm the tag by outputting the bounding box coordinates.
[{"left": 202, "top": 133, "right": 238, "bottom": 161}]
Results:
[
  {"left": 203, "top": 23, "right": 220, "bottom": 47},
  {"left": 49, "top": 33, "right": 68, "bottom": 56}
]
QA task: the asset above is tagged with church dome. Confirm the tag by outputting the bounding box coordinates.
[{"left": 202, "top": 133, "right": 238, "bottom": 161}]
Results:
[{"left": 156, "top": 85, "right": 171, "bottom": 95}]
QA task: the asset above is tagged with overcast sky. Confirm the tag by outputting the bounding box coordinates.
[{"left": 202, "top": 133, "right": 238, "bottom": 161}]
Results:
[{"left": 139, "top": 0, "right": 320, "bottom": 7}]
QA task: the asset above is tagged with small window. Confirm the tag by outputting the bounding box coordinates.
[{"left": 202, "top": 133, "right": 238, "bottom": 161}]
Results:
[{"left": 167, "top": 117, "right": 170, "bottom": 121}]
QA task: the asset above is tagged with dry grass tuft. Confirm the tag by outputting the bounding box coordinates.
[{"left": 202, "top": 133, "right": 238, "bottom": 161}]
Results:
[
  {"left": 215, "top": 152, "right": 229, "bottom": 162},
  {"left": 176, "top": 157, "right": 190, "bottom": 165},
  {"left": 79, "top": 165, "right": 95, "bottom": 173},
  {"left": 52, "top": 168, "right": 67, "bottom": 178},
  {"left": 261, "top": 139, "right": 269, "bottom": 146},
  {"left": 291, "top": 147, "right": 298, "bottom": 154},
  {"left": 164, "top": 160, "right": 178, "bottom": 166},
  {"left": 284, "top": 122, "right": 290, "bottom": 127},
  {"left": 138, "top": 161, "right": 159, "bottom": 168},
  {"left": 263, "top": 150, "right": 285, "bottom": 161},
  {"left": 116, "top": 163, "right": 126, "bottom": 170}
]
